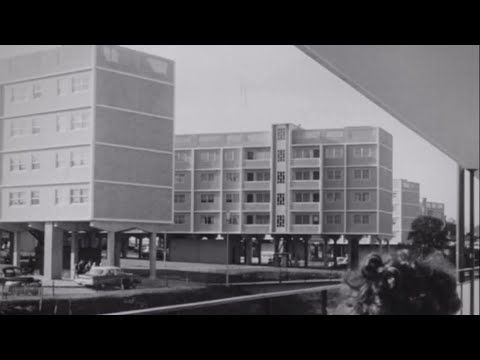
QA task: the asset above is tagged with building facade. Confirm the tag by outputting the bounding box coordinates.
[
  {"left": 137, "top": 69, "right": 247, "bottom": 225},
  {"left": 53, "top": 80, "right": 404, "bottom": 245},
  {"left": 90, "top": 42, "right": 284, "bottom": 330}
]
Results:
[
  {"left": 168, "top": 124, "right": 393, "bottom": 267},
  {"left": 0, "top": 45, "right": 175, "bottom": 279},
  {"left": 392, "top": 179, "right": 421, "bottom": 245},
  {"left": 421, "top": 198, "right": 446, "bottom": 222}
]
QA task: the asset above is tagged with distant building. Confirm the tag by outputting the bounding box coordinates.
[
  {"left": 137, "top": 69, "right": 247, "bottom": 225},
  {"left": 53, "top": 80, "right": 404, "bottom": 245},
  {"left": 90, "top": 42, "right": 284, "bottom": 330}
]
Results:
[
  {"left": 421, "top": 198, "right": 446, "bottom": 222},
  {"left": 167, "top": 124, "right": 393, "bottom": 267},
  {"left": 392, "top": 179, "right": 421, "bottom": 245}
]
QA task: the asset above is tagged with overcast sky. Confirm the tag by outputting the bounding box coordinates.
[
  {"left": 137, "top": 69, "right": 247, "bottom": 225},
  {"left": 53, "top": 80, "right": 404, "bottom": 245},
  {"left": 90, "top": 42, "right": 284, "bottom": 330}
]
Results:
[{"left": 1, "top": 45, "right": 478, "bottom": 223}]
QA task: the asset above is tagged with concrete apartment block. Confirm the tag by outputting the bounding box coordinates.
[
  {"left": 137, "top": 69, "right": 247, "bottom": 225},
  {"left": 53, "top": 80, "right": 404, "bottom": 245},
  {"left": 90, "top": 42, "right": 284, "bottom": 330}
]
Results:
[{"left": 0, "top": 45, "right": 175, "bottom": 279}]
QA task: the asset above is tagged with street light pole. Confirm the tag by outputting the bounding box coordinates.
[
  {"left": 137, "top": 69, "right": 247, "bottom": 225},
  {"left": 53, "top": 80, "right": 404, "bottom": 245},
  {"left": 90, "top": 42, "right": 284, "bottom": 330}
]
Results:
[{"left": 226, "top": 211, "right": 231, "bottom": 287}]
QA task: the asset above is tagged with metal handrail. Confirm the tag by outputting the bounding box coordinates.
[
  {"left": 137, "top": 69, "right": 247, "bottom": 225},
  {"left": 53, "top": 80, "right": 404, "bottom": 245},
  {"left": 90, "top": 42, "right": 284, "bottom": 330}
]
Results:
[{"left": 103, "top": 283, "right": 342, "bottom": 315}]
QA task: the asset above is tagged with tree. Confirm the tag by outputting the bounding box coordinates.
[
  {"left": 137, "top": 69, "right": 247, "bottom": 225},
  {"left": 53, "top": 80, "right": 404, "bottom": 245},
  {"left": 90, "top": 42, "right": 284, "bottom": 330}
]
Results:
[{"left": 408, "top": 216, "right": 449, "bottom": 258}]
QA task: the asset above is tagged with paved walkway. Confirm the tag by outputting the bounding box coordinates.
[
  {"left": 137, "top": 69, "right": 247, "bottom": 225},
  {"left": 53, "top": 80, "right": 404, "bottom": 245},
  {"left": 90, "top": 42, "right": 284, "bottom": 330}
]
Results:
[{"left": 120, "top": 259, "right": 339, "bottom": 275}]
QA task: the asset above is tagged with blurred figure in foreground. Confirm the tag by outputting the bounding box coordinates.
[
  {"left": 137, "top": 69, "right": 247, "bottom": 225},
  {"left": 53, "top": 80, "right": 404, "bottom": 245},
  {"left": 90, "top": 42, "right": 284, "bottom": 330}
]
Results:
[{"left": 341, "top": 250, "right": 461, "bottom": 315}]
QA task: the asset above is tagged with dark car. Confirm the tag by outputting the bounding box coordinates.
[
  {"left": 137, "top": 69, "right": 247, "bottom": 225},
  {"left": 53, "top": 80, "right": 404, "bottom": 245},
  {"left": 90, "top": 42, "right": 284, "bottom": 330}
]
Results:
[{"left": 0, "top": 265, "right": 42, "bottom": 294}]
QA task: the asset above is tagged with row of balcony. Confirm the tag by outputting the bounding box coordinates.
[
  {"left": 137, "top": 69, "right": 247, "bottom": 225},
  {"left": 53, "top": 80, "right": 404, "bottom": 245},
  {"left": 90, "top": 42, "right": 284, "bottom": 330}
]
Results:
[{"left": 175, "top": 157, "right": 380, "bottom": 171}]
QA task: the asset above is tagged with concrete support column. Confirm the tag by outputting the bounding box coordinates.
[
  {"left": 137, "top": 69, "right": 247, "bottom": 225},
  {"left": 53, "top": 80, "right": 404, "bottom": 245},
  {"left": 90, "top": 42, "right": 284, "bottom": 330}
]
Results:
[
  {"left": 70, "top": 232, "right": 78, "bottom": 279},
  {"left": 323, "top": 239, "right": 329, "bottom": 267},
  {"left": 258, "top": 238, "right": 262, "bottom": 265},
  {"left": 347, "top": 235, "right": 361, "bottom": 270},
  {"left": 106, "top": 232, "right": 121, "bottom": 267},
  {"left": 12, "top": 231, "right": 21, "bottom": 267},
  {"left": 149, "top": 233, "right": 157, "bottom": 280},
  {"left": 385, "top": 238, "right": 391, "bottom": 254},
  {"left": 245, "top": 238, "right": 253, "bottom": 265},
  {"left": 44, "top": 222, "right": 64, "bottom": 280},
  {"left": 138, "top": 237, "right": 143, "bottom": 259},
  {"left": 303, "top": 238, "right": 309, "bottom": 268}
]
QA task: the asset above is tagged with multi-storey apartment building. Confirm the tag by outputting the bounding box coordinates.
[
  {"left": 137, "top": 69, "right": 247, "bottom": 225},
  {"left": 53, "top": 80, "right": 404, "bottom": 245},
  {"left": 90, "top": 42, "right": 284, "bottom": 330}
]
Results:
[
  {"left": 392, "top": 179, "right": 421, "bottom": 245},
  {"left": 0, "top": 45, "right": 175, "bottom": 279},
  {"left": 168, "top": 124, "right": 393, "bottom": 268},
  {"left": 421, "top": 198, "right": 447, "bottom": 222}
]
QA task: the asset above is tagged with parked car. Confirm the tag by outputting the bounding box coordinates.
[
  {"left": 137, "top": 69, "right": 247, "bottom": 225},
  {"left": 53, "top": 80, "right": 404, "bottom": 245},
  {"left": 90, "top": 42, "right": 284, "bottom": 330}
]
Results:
[
  {"left": 140, "top": 244, "right": 165, "bottom": 260},
  {"left": 74, "top": 266, "right": 141, "bottom": 290},
  {"left": 0, "top": 265, "right": 42, "bottom": 294}
]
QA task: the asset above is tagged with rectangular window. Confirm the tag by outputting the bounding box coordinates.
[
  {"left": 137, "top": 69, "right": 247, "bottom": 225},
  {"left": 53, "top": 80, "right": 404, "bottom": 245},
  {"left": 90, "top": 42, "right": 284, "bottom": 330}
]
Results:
[
  {"left": 175, "top": 151, "right": 189, "bottom": 162},
  {"left": 246, "top": 172, "right": 255, "bottom": 182},
  {"left": 30, "top": 191, "right": 40, "bottom": 206},
  {"left": 295, "top": 171, "right": 311, "bottom": 181},
  {"left": 226, "top": 172, "right": 239, "bottom": 182},
  {"left": 353, "top": 147, "right": 374, "bottom": 158},
  {"left": 70, "top": 188, "right": 89, "bottom": 204},
  {"left": 31, "top": 119, "right": 41, "bottom": 135},
  {"left": 9, "top": 156, "right": 26, "bottom": 172},
  {"left": 276, "top": 215, "right": 285, "bottom": 228},
  {"left": 353, "top": 215, "right": 362, "bottom": 224},
  {"left": 200, "top": 194, "right": 215, "bottom": 203},
  {"left": 277, "top": 150, "right": 285, "bottom": 162},
  {"left": 256, "top": 215, "right": 270, "bottom": 224},
  {"left": 72, "top": 74, "right": 90, "bottom": 93},
  {"left": 246, "top": 151, "right": 255, "bottom": 160},
  {"left": 199, "top": 151, "right": 217, "bottom": 162},
  {"left": 295, "top": 215, "right": 310, "bottom": 225},
  {"left": 295, "top": 192, "right": 310, "bottom": 203},
  {"left": 355, "top": 169, "right": 371, "bottom": 180},
  {"left": 246, "top": 193, "right": 254, "bottom": 203},
  {"left": 9, "top": 192, "right": 26, "bottom": 206},
  {"left": 55, "top": 153, "right": 64, "bottom": 169},
  {"left": 54, "top": 189, "right": 62, "bottom": 205},
  {"left": 200, "top": 173, "right": 215, "bottom": 182},
  {"left": 313, "top": 148, "right": 320, "bottom": 158},
  {"left": 312, "top": 192, "right": 320, "bottom": 203},
  {"left": 174, "top": 194, "right": 186, "bottom": 204},
  {"left": 10, "top": 122, "right": 26, "bottom": 137},
  {"left": 246, "top": 215, "right": 254, "bottom": 225},
  {"left": 313, "top": 171, "right": 320, "bottom": 180},
  {"left": 354, "top": 192, "right": 371, "bottom": 202},
  {"left": 10, "top": 85, "right": 28, "bottom": 103},
  {"left": 326, "top": 192, "right": 342, "bottom": 202},
  {"left": 312, "top": 215, "right": 320, "bottom": 225},
  {"left": 175, "top": 173, "right": 186, "bottom": 184},
  {"left": 256, "top": 172, "right": 270, "bottom": 182},
  {"left": 277, "top": 128, "right": 286, "bottom": 140},
  {"left": 104, "top": 46, "right": 120, "bottom": 63},
  {"left": 57, "top": 78, "right": 70, "bottom": 96},
  {"left": 70, "top": 150, "right": 88, "bottom": 167},
  {"left": 71, "top": 111, "right": 89, "bottom": 130},
  {"left": 174, "top": 215, "right": 186, "bottom": 225},
  {"left": 225, "top": 193, "right": 239, "bottom": 203},
  {"left": 335, "top": 215, "right": 342, "bottom": 224},
  {"left": 32, "top": 83, "right": 42, "bottom": 99},
  {"left": 255, "top": 193, "right": 270, "bottom": 203},
  {"left": 277, "top": 193, "right": 285, "bottom": 206},
  {"left": 325, "top": 147, "right": 344, "bottom": 159},
  {"left": 202, "top": 216, "right": 214, "bottom": 225},
  {"left": 31, "top": 154, "right": 40, "bottom": 170},
  {"left": 326, "top": 169, "right": 343, "bottom": 180},
  {"left": 226, "top": 214, "right": 239, "bottom": 225},
  {"left": 56, "top": 114, "right": 69, "bottom": 133},
  {"left": 277, "top": 171, "right": 285, "bottom": 184},
  {"left": 224, "top": 150, "right": 235, "bottom": 161}
]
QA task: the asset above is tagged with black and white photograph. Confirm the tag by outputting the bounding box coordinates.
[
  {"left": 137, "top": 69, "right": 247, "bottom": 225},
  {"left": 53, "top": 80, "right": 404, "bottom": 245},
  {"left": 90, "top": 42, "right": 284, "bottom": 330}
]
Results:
[{"left": 0, "top": 45, "right": 478, "bottom": 316}]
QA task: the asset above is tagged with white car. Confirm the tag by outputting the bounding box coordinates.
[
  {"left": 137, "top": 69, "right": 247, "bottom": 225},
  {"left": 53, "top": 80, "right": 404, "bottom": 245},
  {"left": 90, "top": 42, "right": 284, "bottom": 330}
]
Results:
[{"left": 75, "top": 266, "right": 140, "bottom": 290}]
